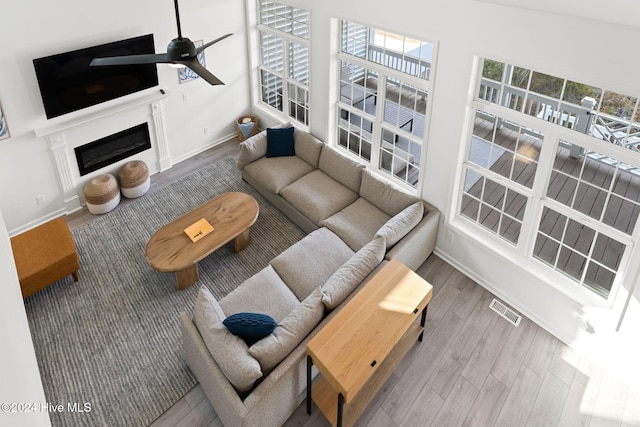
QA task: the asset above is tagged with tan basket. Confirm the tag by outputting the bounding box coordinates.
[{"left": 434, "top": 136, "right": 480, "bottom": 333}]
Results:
[
  {"left": 235, "top": 115, "right": 259, "bottom": 142},
  {"left": 119, "top": 160, "right": 149, "bottom": 189},
  {"left": 84, "top": 174, "right": 120, "bottom": 205}
]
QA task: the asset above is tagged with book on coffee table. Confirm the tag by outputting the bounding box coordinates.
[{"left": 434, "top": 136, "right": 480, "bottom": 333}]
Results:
[{"left": 184, "top": 218, "right": 214, "bottom": 242}]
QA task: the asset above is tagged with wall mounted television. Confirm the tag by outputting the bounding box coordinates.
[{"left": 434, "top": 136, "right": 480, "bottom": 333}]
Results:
[{"left": 33, "top": 34, "right": 159, "bottom": 119}]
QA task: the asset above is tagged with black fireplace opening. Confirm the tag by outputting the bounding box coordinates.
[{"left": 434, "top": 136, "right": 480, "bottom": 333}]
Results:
[{"left": 75, "top": 123, "right": 151, "bottom": 176}]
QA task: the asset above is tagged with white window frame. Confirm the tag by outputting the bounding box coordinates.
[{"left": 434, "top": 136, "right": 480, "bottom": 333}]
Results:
[
  {"left": 335, "top": 22, "right": 437, "bottom": 194},
  {"left": 453, "top": 57, "right": 640, "bottom": 312},
  {"left": 252, "top": 1, "right": 310, "bottom": 128}
]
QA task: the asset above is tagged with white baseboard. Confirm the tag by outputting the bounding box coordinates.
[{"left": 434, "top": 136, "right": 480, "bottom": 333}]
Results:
[
  {"left": 170, "top": 132, "right": 237, "bottom": 166},
  {"left": 8, "top": 208, "right": 68, "bottom": 237},
  {"left": 433, "top": 246, "right": 567, "bottom": 346}
]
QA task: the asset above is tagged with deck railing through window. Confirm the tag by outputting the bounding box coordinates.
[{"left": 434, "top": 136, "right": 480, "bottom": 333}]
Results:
[{"left": 479, "top": 77, "right": 640, "bottom": 154}]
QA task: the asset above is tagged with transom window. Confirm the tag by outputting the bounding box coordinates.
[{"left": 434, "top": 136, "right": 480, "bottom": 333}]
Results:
[
  {"left": 337, "top": 22, "right": 435, "bottom": 189},
  {"left": 479, "top": 59, "right": 640, "bottom": 152},
  {"left": 459, "top": 58, "right": 640, "bottom": 301},
  {"left": 257, "top": 1, "right": 309, "bottom": 126}
]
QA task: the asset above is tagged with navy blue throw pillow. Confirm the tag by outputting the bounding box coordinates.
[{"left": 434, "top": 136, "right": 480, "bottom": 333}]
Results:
[
  {"left": 223, "top": 312, "right": 277, "bottom": 341},
  {"left": 266, "top": 127, "right": 295, "bottom": 157}
]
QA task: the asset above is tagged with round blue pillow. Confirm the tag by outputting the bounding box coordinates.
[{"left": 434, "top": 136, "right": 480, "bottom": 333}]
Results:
[{"left": 223, "top": 312, "right": 277, "bottom": 340}]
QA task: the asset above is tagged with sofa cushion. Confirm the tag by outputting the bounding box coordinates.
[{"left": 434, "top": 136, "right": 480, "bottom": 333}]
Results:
[
  {"left": 360, "top": 168, "right": 421, "bottom": 216},
  {"left": 219, "top": 265, "right": 300, "bottom": 323},
  {"left": 321, "top": 237, "right": 386, "bottom": 309},
  {"left": 193, "top": 286, "right": 262, "bottom": 392},
  {"left": 243, "top": 156, "right": 315, "bottom": 194},
  {"left": 270, "top": 227, "right": 355, "bottom": 300},
  {"left": 223, "top": 312, "right": 277, "bottom": 342},
  {"left": 266, "top": 127, "right": 296, "bottom": 157},
  {"left": 249, "top": 287, "right": 324, "bottom": 373},
  {"left": 294, "top": 132, "right": 324, "bottom": 168},
  {"left": 280, "top": 170, "right": 359, "bottom": 225},
  {"left": 375, "top": 201, "right": 425, "bottom": 247},
  {"left": 237, "top": 122, "right": 291, "bottom": 170},
  {"left": 318, "top": 145, "right": 365, "bottom": 193},
  {"left": 320, "top": 197, "right": 391, "bottom": 251}
]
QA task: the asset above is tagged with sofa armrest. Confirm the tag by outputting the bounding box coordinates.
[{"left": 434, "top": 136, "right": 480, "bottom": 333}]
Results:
[
  {"left": 385, "top": 200, "right": 440, "bottom": 270},
  {"left": 180, "top": 312, "right": 248, "bottom": 427},
  {"left": 182, "top": 310, "right": 310, "bottom": 427},
  {"left": 237, "top": 131, "right": 268, "bottom": 171},
  {"left": 237, "top": 122, "right": 294, "bottom": 170}
]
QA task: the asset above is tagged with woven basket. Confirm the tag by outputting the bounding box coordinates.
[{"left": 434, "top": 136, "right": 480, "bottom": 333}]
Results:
[
  {"left": 84, "top": 174, "right": 121, "bottom": 214},
  {"left": 235, "top": 115, "right": 259, "bottom": 142},
  {"left": 84, "top": 174, "right": 119, "bottom": 205},
  {"left": 119, "top": 160, "right": 149, "bottom": 189}
]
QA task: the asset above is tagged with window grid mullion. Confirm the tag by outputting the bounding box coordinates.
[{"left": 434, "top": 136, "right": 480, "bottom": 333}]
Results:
[
  {"left": 542, "top": 197, "right": 634, "bottom": 247},
  {"left": 257, "top": 24, "right": 308, "bottom": 46},
  {"left": 282, "top": 41, "right": 290, "bottom": 118},
  {"left": 463, "top": 160, "right": 533, "bottom": 199},
  {"left": 368, "top": 72, "right": 386, "bottom": 171},
  {"left": 257, "top": 64, "right": 284, "bottom": 79},
  {"left": 519, "top": 129, "right": 559, "bottom": 257},
  {"left": 336, "top": 101, "right": 377, "bottom": 123},
  {"left": 337, "top": 52, "right": 430, "bottom": 93}
]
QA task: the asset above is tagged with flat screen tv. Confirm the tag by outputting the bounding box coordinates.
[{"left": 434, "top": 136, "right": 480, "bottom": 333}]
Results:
[{"left": 33, "top": 34, "right": 159, "bottom": 119}]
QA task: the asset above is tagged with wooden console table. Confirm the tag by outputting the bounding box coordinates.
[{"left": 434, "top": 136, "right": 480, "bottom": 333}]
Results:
[{"left": 306, "top": 258, "right": 433, "bottom": 427}]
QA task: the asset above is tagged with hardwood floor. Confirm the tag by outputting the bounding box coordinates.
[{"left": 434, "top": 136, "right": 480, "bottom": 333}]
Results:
[{"left": 67, "top": 141, "right": 640, "bottom": 426}]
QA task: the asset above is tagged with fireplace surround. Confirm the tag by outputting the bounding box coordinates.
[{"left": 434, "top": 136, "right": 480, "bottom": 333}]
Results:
[{"left": 34, "top": 89, "right": 170, "bottom": 213}]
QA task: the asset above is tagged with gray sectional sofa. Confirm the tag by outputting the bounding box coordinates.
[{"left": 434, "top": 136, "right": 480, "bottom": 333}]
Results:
[{"left": 180, "top": 125, "right": 440, "bottom": 427}]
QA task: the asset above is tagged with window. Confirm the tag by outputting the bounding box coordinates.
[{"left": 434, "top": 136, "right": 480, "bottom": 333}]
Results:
[
  {"left": 337, "top": 22, "right": 435, "bottom": 189},
  {"left": 257, "top": 1, "right": 309, "bottom": 125},
  {"left": 459, "top": 58, "right": 640, "bottom": 301},
  {"left": 461, "top": 111, "right": 539, "bottom": 245}
]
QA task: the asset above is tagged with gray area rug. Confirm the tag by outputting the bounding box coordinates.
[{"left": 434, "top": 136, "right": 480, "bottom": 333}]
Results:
[{"left": 24, "top": 157, "right": 306, "bottom": 426}]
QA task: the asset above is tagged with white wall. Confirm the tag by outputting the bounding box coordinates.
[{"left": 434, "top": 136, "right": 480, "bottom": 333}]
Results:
[
  {"left": 247, "top": 0, "right": 640, "bottom": 387},
  {"left": 0, "top": 210, "right": 50, "bottom": 426},
  {"left": 0, "top": 0, "right": 252, "bottom": 234}
]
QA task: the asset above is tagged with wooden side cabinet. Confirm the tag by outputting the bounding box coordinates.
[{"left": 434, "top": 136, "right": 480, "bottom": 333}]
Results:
[
  {"left": 10, "top": 217, "right": 79, "bottom": 298},
  {"left": 306, "top": 258, "right": 433, "bottom": 427}
]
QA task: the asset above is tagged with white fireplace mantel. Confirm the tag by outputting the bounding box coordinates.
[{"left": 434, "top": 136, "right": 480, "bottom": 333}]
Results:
[
  {"left": 34, "top": 88, "right": 171, "bottom": 213},
  {"left": 34, "top": 88, "right": 169, "bottom": 137}
]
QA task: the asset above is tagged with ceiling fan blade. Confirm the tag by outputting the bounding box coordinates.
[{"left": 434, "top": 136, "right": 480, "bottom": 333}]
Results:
[
  {"left": 182, "top": 58, "right": 224, "bottom": 85},
  {"left": 90, "top": 53, "right": 170, "bottom": 67},
  {"left": 196, "top": 33, "right": 233, "bottom": 54}
]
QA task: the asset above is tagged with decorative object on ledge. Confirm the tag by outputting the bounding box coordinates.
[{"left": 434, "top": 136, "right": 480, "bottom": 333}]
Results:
[
  {"left": 0, "top": 99, "right": 10, "bottom": 141},
  {"left": 183, "top": 218, "right": 214, "bottom": 242},
  {"left": 236, "top": 115, "right": 259, "bottom": 141},
  {"left": 119, "top": 160, "right": 150, "bottom": 198},
  {"left": 84, "top": 174, "right": 121, "bottom": 214}
]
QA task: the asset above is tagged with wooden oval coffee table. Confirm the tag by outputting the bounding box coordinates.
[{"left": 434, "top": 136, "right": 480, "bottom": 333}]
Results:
[{"left": 145, "top": 192, "right": 259, "bottom": 290}]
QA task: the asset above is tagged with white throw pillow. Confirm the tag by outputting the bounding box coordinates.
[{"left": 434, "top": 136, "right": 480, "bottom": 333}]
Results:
[
  {"left": 249, "top": 288, "right": 324, "bottom": 373},
  {"left": 320, "top": 236, "right": 386, "bottom": 309},
  {"left": 193, "top": 286, "right": 262, "bottom": 392},
  {"left": 375, "top": 201, "right": 424, "bottom": 247}
]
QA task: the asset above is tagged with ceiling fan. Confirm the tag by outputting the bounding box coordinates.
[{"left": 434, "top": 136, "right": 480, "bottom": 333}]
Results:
[{"left": 90, "top": 0, "right": 232, "bottom": 85}]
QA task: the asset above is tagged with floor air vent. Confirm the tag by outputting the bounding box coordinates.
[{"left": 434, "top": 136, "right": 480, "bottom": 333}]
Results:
[{"left": 489, "top": 299, "right": 522, "bottom": 326}]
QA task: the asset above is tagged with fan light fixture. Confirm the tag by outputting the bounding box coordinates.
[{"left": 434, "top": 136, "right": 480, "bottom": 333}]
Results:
[{"left": 90, "top": 0, "right": 231, "bottom": 85}]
